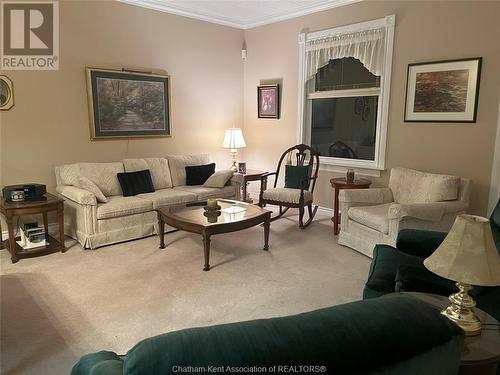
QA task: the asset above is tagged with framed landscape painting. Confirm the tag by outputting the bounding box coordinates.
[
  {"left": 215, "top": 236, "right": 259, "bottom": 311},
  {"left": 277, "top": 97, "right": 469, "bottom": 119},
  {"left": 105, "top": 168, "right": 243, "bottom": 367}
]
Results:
[
  {"left": 404, "top": 57, "right": 482, "bottom": 123},
  {"left": 86, "top": 67, "right": 171, "bottom": 139},
  {"left": 258, "top": 84, "right": 280, "bottom": 119}
]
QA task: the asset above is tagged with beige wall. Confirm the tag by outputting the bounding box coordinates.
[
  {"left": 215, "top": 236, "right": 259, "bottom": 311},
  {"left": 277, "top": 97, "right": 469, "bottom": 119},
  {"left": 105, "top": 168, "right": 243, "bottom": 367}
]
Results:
[
  {"left": 242, "top": 0, "right": 500, "bottom": 215},
  {"left": 0, "top": 1, "right": 244, "bottom": 193},
  {"left": 2, "top": 1, "right": 499, "bottom": 217}
]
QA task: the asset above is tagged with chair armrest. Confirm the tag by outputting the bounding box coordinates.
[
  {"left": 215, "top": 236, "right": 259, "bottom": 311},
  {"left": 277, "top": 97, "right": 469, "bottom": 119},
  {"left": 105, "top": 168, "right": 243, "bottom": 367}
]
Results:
[
  {"left": 396, "top": 229, "right": 447, "bottom": 257},
  {"left": 260, "top": 171, "right": 277, "bottom": 181},
  {"left": 388, "top": 201, "right": 468, "bottom": 221},
  {"left": 259, "top": 172, "right": 276, "bottom": 190},
  {"left": 56, "top": 185, "right": 97, "bottom": 206},
  {"left": 258, "top": 172, "right": 276, "bottom": 206},
  {"left": 339, "top": 187, "right": 393, "bottom": 204},
  {"left": 395, "top": 265, "right": 456, "bottom": 296}
]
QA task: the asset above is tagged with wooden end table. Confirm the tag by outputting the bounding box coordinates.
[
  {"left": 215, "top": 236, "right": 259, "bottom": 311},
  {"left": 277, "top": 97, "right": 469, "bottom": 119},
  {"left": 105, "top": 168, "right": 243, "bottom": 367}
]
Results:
[
  {"left": 0, "top": 193, "right": 66, "bottom": 263},
  {"left": 407, "top": 292, "right": 500, "bottom": 375},
  {"left": 242, "top": 170, "right": 268, "bottom": 203},
  {"left": 157, "top": 200, "right": 271, "bottom": 271},
  {"left": 330, "top": 177, "right": 371, "bottom": 235}
]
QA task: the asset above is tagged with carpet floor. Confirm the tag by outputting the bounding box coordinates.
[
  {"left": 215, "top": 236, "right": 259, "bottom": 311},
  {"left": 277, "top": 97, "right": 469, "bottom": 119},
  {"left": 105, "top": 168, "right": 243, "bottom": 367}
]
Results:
[{"left": 0, "top": 209, "right": 370, "bottom": 375}]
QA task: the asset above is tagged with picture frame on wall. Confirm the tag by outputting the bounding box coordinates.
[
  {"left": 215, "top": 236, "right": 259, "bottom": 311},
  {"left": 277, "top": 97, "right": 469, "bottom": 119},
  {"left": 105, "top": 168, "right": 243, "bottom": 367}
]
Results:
[
  {"left": 86, "top": 67, "right": 171, "bottom": 140},
  {"left": 258, "top": 84, "right": 280, "bottom": 119},
  {"left": 404, "top": 57, "right": 482, "bottom": 123}
]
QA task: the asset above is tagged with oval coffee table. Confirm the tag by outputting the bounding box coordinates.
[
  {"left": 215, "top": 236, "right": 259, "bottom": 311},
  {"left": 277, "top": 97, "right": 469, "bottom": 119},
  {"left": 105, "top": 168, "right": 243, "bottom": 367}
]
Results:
[{"left": 156, "top": 200, "right": 272, "bottom": 271}]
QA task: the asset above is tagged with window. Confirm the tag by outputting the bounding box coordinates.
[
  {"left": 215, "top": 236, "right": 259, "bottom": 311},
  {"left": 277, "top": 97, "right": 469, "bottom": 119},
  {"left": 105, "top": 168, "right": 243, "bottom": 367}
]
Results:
[{"left": 297, "top": 15, "right": 395, "bottom": 171}]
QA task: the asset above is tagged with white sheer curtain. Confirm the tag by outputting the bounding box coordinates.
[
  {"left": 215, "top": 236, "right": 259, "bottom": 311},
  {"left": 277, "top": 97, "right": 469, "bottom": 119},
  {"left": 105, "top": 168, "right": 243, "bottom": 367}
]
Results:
[{"left": 305, "top": 28, "right": 385, "bottom": 80}]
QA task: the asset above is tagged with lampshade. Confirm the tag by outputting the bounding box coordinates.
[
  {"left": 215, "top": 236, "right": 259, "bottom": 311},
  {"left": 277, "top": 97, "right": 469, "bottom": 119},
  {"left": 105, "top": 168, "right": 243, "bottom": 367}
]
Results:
[
  {"left": 222, "top": 128, "right": 246, "bottom": 151},
  {"left": 424, "top": 214, "right": 500, "bottom": 286}
]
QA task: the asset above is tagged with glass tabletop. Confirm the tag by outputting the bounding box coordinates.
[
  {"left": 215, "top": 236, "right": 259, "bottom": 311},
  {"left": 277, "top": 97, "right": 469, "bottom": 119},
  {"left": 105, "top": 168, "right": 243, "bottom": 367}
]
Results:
[{"left": 159, "top": 199, "right": 269, "bottom": 226}]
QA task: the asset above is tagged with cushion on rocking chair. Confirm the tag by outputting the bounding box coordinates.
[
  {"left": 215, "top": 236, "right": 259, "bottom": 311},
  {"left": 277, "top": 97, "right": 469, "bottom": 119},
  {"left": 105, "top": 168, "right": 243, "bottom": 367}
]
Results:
[
  {"left": 262, "top": 188, "right": 313, "bottom": 204},
  {"left": 285, "top": 165, "right": 310, "bottom": 189}
]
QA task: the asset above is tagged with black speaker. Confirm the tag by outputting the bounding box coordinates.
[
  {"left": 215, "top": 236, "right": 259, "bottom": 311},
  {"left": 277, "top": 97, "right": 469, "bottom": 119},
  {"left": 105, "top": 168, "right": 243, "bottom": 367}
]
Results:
[{"left": 2, "top": 184, "right": 47, "bottom": 202}]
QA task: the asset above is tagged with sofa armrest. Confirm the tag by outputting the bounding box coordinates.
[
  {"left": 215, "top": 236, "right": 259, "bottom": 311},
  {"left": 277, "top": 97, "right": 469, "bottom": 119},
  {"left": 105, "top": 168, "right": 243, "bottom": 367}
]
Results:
[
  {"left": 71, "top": 351, "right": 123, "bottom": 375},
  {"left": 396, "top": 229, "right": 447, "bottom": 257},
  {"left": 388, "top": 201, "right": 467, "bottom": 222},
  {"left": 395, "top": 265, "right": 456, "bottom": 296},
  {"left": 228, "top": 172, "right": 244, "bottom": 186},
  {"left": 56, "top": 185, "right": 97, "bottom": 206},
  {"left": 227, "top": 173, "right": 243, "bottom": 201}
]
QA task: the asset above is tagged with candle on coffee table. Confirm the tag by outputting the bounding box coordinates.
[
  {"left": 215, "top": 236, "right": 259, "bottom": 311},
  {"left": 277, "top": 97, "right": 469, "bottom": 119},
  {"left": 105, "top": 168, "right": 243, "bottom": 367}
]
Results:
[{"left": 207, "top": 198, "right": 217, "bottom": 208}]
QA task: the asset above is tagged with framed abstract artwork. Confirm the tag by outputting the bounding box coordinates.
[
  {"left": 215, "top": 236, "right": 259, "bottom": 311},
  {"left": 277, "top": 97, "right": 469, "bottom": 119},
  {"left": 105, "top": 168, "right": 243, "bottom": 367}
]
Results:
[
  {"left": 86, "top": 67, "right": 171, "bottom": 140},
  {"left": 257, "top": 84, "right": 280, "bottom": 119},
  {"left": 404, "top": 57, "right": 482, "bottom": 123}
]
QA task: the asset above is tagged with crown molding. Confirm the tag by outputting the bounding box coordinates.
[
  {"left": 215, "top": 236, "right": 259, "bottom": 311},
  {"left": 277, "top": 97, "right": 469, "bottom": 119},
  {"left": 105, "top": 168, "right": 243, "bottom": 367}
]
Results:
[{"left": 118, "top": 0, "right": 362, "bottom": 30}]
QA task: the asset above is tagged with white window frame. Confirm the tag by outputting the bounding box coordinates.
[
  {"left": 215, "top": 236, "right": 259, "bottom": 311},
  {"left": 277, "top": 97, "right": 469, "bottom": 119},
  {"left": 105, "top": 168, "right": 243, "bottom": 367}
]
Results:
[{"left": 297, "top": 15, "right": 395, "bottom": 172}]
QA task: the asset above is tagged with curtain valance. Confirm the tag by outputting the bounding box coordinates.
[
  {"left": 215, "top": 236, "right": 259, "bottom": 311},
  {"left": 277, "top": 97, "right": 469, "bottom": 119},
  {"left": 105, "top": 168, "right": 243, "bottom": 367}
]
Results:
[{"left": 305, "top": 28, "right": 385, "bottom": 80}]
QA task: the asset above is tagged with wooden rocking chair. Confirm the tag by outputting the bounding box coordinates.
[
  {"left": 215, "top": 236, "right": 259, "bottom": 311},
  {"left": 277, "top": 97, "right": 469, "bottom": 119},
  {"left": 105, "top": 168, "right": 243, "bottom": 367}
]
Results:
[{"left": 258, "top": 144, "right": 320, "bottom": 228}]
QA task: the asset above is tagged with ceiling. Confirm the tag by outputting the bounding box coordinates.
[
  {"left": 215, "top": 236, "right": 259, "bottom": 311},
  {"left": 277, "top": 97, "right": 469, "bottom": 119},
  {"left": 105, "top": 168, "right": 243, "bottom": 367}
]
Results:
[{"left": 119, "top": 0, "right": 361, "bottom": 29}]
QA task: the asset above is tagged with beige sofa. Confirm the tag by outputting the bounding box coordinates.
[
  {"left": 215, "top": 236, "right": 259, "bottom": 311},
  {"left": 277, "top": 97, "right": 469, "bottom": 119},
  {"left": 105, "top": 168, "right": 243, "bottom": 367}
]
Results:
[
  {"left": 55, "top": 154, "right": 243, "bottom": 249},
  {"left": 338, "top": 167, "right": 471, "bottom": 258}
]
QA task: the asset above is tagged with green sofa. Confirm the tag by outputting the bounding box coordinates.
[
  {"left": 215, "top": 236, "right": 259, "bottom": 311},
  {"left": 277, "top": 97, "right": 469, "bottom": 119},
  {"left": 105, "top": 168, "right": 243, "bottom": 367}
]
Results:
[
  {"left": 72, "top": 295, "right": 464, "bottom": 375},
  {"left": 363, "top": 199, "right": 500, "bottom": 321}
]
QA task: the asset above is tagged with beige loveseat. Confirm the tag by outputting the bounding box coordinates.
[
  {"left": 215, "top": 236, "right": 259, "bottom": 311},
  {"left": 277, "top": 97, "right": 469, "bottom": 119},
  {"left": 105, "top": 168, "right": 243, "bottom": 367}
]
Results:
[
  {"left": 55, "top": 154, "right": 243, "bottom": 249},
  {"left": 338, "top": 167, "right": 471, "bottom": 258}
]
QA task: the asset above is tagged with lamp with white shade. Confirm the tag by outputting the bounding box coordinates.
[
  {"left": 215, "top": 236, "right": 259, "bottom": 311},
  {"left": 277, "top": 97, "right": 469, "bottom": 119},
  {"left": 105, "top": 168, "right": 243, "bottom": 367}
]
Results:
[
  {"left": 222, "top": 128, "right": 246, "bottom": 171},
  {"left": 424, "top": 214, "right": 500, "bottom": 336}
]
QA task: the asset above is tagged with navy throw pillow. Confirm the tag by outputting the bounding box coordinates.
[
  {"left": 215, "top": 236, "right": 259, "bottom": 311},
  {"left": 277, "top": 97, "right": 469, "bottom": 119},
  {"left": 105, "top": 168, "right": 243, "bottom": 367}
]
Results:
[
  {"left": 185, "top": 163, "right": 216, "bottom": 185},
  {"left": 285, "top": 165, "right": 310, "bottom": 189},
  {"left": 117, "top": 169, "right": 155, "bottom": 197}
]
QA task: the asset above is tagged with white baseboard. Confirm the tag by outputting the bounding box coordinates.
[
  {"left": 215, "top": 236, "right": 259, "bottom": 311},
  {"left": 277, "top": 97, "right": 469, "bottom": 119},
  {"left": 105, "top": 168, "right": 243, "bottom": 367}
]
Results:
[{"left": 317, "top": 206, "right": 333, "bottom": 214}]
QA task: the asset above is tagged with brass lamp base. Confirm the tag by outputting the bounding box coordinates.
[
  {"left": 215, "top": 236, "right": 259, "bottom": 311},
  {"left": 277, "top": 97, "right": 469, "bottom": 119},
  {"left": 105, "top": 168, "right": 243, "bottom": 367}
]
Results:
[{"left": 441, "top": 282, "right": 481, "bottom": 336}]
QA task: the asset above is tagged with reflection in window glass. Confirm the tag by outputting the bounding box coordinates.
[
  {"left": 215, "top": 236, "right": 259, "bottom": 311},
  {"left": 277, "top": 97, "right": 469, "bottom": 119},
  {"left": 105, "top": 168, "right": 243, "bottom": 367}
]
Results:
[{"left": 311, "top": 96, "right": 378, "bottom": 161}]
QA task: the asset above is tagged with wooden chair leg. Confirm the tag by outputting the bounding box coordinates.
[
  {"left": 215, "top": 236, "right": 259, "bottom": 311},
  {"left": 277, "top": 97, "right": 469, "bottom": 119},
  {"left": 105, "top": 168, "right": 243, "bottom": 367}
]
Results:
[
  {"left": 299, "top": 205, "right": 305, "bottom": 228},
  {"left": 308, "top": 203, "right": 314, "bottom": 218}
]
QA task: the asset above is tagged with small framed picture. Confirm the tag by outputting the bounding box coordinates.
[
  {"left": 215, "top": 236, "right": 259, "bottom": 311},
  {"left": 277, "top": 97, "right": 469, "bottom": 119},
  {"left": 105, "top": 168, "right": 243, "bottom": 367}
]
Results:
[
  {"left": 404, "top": 57, "right": 482, "bottom": 123},
  {"left": 0, "top": 75, "right": 14, "bottom": 110},
  {"left": 238, "top": 162, "right": 247, "bottom": 174},
  {"left": 258, "top": 84, "right": 280, "bottom": 119}
]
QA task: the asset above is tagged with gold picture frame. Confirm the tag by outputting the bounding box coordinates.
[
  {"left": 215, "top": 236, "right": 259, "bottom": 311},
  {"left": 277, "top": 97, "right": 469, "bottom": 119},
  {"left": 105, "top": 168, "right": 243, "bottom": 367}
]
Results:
[
  {"left": 86, "top": 67, "right": 172, "bottom": 140},
  {"left": 0, "top": 75, "right": 14, "bottom": 111}
]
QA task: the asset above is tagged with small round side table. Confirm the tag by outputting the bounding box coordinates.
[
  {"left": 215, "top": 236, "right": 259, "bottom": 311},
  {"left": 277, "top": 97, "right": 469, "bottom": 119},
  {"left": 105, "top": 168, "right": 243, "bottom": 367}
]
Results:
[
  {"left": 330, "top": 177, "right": 371, "bottom": 235},
  {"left": 406, "top": 292, "right": 500, "bottom": 375}
]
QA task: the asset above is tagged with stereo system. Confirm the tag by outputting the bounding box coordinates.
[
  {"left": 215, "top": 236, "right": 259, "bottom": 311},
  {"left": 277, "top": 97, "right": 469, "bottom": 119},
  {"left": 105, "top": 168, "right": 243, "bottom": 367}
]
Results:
[
  {"left": 2, "top": 183, "right": 47, "bottom": 202},
  {"left": 18, "top": 222, "right": 47, "bottom": 249}
]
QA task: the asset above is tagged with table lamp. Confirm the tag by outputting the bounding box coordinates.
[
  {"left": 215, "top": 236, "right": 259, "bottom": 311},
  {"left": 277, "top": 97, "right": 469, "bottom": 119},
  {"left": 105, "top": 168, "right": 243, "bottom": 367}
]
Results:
[
  {"left": 222, "top": 127, "right": 246, "bottom": 171},
  {"left": 424, "top": 214, "right": 500, "bottom": 336}
]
